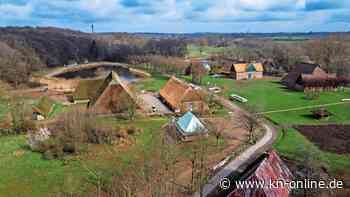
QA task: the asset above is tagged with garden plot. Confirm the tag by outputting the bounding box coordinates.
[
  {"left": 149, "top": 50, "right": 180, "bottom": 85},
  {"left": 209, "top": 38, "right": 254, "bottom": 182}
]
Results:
[{"left": 295, "top": 125, "right": 350, "bottom": 154}]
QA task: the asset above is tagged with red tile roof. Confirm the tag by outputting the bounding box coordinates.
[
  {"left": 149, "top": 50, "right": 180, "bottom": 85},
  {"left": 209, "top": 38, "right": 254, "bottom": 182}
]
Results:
[{"left": 228, "top": 150, "right": 293, "bottom": 197}]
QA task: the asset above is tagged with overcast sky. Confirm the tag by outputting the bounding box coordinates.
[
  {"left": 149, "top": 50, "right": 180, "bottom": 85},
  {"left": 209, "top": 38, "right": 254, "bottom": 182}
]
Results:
[{"left": 0, "top": 0, "right": 349, "bottom": 33}]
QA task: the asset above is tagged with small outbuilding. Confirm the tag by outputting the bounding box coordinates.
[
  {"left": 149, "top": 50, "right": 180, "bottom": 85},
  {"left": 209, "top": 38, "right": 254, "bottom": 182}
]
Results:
[
  {"left": 311, "top": 108, "right": 332, "bottom": 119},
  {"left": 159, "top": 76, "right": 209, "bottom": 114},
  {"left": 174, "top": 111, "right": 208, "bottom": 142}
]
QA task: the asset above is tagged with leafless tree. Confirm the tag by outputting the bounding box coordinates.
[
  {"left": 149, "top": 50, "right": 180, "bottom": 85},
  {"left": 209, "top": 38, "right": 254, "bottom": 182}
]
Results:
[
  {"left": 191, "top": 61, "right": 207, "bottom": 85},
  {"left": 236, "top": 111, "right": 261, "bottom": 144},
  {"left": 306, "top": 35, "right": 350, "bottom": 76}
]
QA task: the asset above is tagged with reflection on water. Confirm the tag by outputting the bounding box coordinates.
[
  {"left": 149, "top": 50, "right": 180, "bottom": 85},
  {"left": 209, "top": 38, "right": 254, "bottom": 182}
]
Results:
[{"left": 53, "top": 65, "right": 140, "bottom": 83}]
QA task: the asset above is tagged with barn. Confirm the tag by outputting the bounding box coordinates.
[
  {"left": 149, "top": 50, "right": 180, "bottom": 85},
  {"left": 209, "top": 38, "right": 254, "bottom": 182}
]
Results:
[
  {"left": 281, "top": 62, "right": 336, "bottom": 91},
  {"left": 73, "top": 71, "right": 135, "bottom": 114},
  {"left": 159, "top": 76, "right": 209, "bottom": 114}
]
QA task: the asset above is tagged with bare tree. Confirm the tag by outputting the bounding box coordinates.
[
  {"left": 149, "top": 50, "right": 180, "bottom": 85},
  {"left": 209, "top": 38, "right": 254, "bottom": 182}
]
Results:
[
  {"left": 191, "top": 61, "right": 207, "bottom": 85},
  {"left": 306, "top": 35, "right": 350, "bottom": 76},
  {"left": 236, "top": 111, "right": 261, "bottom": 144}
]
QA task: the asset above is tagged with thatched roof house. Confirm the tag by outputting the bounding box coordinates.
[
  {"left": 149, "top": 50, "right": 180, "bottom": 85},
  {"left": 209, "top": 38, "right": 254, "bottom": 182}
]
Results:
[
  {"left": 282, "top": 62, "right": 336, "bottom": 90},
  {"left": 73, "top": 71, "right": 135, "bottom": 114},
  {"left": 228, "top": 150, "right": 293, "bottom": 197},
  {"left": 159, "top": 76, "right": 209, "bottom": 114},
  {"left": 32, "top": 96, "right": 56, "bottom": 120}
]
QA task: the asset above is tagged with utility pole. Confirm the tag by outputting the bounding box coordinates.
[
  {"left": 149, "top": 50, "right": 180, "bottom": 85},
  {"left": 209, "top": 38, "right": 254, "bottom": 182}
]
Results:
[{"left": 91, "top": 24, "right": 94, "bottom": 33}]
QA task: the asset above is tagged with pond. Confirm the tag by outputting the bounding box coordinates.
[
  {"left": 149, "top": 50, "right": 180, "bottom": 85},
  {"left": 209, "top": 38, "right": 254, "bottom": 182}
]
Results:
[{"left": 53, "top": 64, "right": 141, "bottom": 83}]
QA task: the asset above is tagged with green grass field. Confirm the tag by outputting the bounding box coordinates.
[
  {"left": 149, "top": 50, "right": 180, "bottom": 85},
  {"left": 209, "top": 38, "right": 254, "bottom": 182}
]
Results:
[
  {"left": 0, "top": 117, "right": 168, "bottom": 196},
  {"left": 195, "top": 76, "right": 350, "bottom": 125},
  {"left": 194, "top": 76, "right": 350, "bottom": 173},
  {"left": 134, "top": 74, "right": 169, "bottom": 92},
  {"left": 188, "top": 45, "right": 226, "bottom": 58},
  {"left": 273, "top": 128, "right": 350, "bottom": 174}
]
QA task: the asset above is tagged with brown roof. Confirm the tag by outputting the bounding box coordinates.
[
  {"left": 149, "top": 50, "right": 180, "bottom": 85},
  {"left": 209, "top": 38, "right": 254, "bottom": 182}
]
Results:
[
  {"left": 282, "top": 63, "right": 331, "bottom": 87},
  {"left": 73, "top": 78, "right": 105, "bottom": 101},
  {"left": 159, "top": 76, "right": 203, "bottom": 110},
  {"left": 73, "top": 71, "right": 134, "bottom": 106}
]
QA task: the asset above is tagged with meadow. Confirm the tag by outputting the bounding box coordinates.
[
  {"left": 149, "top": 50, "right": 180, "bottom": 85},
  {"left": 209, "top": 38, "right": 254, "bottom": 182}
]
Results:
[
  {"left": 196, "top": 76, "right": 350, "bottom": 125},
  {"left": 0, "top": 117, "right": 168, "bottom": 196}
]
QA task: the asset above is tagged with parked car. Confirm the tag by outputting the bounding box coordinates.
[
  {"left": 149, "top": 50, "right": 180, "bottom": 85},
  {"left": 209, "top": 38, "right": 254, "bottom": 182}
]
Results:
[
  {"left": 209, "top": 86, "right": 222, "bottom": 93},
  {"left": 211, "top": 74, "right": 224, "bottom": 78},
  {"left": 152, "top": 105, "right": 157, "bottom": 112},
  {"left": 230, "top": 94, "right": 248, "bottom": 103}
]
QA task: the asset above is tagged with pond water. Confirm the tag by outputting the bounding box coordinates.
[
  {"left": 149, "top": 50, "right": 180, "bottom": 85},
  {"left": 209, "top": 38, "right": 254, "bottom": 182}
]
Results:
[{"left": 53, "top": 64, "right": 141, "bottom": 83}]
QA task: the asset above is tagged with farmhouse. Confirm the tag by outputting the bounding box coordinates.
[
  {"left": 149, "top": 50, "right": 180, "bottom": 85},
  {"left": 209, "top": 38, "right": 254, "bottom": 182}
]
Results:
[
  {"left": 73, "top": 71, "right": 135, "bottom": 114},
  {"left": 282, "top": 62, "right": 336, "bottom": 90},
  {"left": 159, "top": 76, "right": 209, "bottom": 114},
  {"left": 171, "top": 111, "right": 208, "bottom": 142},
  {"left": 32, "top": 96, "right": 56, "bottom": 120},
  {"left": 228, "top": 150, "right": 293, "bottom": 197},
  {"left": 220, "top": 61, "right": 264, "bottom": 80}
]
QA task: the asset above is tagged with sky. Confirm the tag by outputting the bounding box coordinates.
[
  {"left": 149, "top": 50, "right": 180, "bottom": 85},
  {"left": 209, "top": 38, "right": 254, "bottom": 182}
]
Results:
[{"left": 0, "top": 0, "right": 350, "bottom": 33}]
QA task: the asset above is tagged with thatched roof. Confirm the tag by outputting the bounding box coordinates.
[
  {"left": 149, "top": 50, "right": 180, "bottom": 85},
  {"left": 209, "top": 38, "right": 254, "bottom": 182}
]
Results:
[
  {"left": 159, "top": 76, "right": 203, "bottom": 110},
  {"left": 32, "top": 96, "right": 56, "bottom": 118},
  {"left": 73, "top": 71, "right": 135, "bottom": 113},
  {"left": 73, "top": 78, "right": 105, "bottom": 101}
]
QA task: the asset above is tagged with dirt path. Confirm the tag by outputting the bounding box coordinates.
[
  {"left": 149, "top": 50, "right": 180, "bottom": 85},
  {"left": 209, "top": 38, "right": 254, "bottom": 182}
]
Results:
[
  {"left": 257, "top": 101, "right": 349, "bottom": 115},
  {"left": 193, "top": 94, "right": 278, "bottom": 197}
]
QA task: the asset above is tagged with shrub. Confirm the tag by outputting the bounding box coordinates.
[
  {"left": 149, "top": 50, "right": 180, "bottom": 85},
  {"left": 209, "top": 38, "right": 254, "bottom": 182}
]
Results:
[
  {"left": 29, "top": 109, "right": 144, "bottom": 159},
  {"left": 27, "top": 128, "right": 51, "bottom": 151}
]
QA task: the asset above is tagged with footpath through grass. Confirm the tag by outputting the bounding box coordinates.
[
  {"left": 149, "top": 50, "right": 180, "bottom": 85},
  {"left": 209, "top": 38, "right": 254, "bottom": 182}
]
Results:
[
  {"left": 188, "top": 76, "right": 350, "bottom": 174},
  {"left": 197, "top": 76, "right": 350, "bottom": 125}
]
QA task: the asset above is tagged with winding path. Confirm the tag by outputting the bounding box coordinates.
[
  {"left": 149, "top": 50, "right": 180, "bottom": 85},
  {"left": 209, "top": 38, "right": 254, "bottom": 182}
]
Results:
[{"left": 194, "top": 94, "right": 278, "bottom": 197}]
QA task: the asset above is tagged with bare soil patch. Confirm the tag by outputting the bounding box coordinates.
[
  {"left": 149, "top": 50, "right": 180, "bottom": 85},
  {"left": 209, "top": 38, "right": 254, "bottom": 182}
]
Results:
[{"left": 295, "top": 125, "right": 350, "bottom": 154}]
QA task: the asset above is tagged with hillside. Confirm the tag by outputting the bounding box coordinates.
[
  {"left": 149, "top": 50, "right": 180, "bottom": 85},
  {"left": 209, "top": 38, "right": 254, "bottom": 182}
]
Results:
[{"left": 0, "top": 27, "right": 97, "bottom": 67}]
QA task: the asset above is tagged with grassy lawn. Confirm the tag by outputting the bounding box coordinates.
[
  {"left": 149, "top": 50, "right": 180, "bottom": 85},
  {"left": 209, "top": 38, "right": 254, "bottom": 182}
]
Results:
[
  {"left": 0, "top": 117, "right": 168, "bottom": 197},
  {"left": 48, "top": 103, "right": 65, "bottom": 119},
  {"left": 194, "top": 76, "right": 350, "bottom": 124},
  {"left": 187, "top": 44, "right": 255, "bottom": 59},
  {"left": 185, "top": 76, "right": 350, "bottom": 174},
  {"left": 188, "top": 45, "right": 229, "bottom": 59},
  {"left": 0, "top": 135, "right": 88, "bottom": 197},
  {"left": 273, "top": 128, "right": 350, "bottom": 174},
  {"left": 134, "top": 74, "right": 169, "bottom": 92}
]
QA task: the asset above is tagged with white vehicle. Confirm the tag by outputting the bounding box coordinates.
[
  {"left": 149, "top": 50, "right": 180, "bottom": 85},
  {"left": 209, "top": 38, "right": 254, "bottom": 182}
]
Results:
[
  {"left": 211, "top": 74, "right": 224, "bottom": 78},
  {"left": 152, "top": 105, "right": 157, "bottom": 112},
  {"left": 209, "top": 87, "right": 221, "bottom": 93},
  {"left": 230, "top": 94, "right": 248, "bottom": 103}
]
